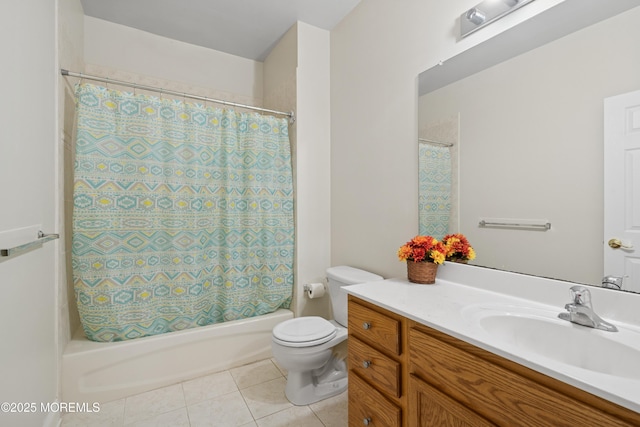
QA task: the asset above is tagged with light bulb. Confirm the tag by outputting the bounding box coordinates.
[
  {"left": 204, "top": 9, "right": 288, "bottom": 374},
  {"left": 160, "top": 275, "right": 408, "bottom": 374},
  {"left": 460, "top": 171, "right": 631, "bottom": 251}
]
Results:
[{"left": 466, "top": 8, "right": 486, "bottom": 25}]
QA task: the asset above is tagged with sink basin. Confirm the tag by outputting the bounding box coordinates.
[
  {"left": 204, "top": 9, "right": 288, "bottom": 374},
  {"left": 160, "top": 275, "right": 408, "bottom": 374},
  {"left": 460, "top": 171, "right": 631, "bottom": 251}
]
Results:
[{"left": 463, "top": 304, "right": 640, "bottom": 380}]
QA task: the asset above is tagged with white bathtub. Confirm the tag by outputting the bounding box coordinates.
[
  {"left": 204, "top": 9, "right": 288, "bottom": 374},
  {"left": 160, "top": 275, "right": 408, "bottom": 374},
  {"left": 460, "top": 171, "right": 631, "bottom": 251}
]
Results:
[{"left": 62, "top": 309, "right": 293, "bottom": 403}]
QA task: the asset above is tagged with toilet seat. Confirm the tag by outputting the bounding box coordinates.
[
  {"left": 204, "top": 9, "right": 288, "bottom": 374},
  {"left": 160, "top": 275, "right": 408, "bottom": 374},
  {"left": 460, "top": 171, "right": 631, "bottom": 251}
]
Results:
[{"left": 272, "top": 317, "right": 337, "bottom": 348}]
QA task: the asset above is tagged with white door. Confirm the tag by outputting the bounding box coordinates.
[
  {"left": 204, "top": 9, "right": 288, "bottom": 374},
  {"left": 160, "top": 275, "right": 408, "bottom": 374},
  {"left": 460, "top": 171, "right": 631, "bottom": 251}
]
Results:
[{"left": 604, "top": 90, "right": 640, "bottom": 293}]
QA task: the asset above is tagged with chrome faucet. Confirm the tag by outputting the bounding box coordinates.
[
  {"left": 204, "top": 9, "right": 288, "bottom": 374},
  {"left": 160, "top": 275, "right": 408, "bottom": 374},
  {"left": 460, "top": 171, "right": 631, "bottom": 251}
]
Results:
[{"left": 558, "top": 286, "right": 618, "bottom": 332}]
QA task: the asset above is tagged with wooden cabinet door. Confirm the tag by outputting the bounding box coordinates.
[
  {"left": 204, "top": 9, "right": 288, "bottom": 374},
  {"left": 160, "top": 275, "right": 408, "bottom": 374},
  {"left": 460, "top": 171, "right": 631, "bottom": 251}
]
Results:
[{"left": 408, "top": 374, "right": 495, "bottom": 427}]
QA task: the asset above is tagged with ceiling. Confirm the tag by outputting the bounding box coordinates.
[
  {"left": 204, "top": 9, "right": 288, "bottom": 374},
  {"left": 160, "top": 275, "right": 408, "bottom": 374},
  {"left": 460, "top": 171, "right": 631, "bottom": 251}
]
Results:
[{"left": 80, "top": 0, "right": 361, "bottom": 61}]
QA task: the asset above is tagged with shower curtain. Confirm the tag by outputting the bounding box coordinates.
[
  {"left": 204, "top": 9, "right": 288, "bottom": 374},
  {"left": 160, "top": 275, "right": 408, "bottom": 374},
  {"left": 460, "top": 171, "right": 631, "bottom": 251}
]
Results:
[
  {"left": 419, "top": 144, "right": 451, "bottom": 239},
  {"left": 72, "top": 83, "right": 294, "bottom": 342}
]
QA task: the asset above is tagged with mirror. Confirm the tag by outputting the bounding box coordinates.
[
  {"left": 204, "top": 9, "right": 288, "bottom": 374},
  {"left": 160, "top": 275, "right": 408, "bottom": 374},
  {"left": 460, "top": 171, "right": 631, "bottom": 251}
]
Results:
[{"left": 418, "top": 0, "right": 640, "bottom": 291}]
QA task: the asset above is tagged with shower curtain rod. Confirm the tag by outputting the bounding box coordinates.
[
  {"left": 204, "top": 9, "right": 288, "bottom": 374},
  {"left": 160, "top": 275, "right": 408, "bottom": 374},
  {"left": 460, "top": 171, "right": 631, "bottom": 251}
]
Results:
[
  {"left": 418, "top": 137, "right": 454, "bottom": 147},
  {"left": 60, "top": 69, "right": 295, "bottom": 124}
]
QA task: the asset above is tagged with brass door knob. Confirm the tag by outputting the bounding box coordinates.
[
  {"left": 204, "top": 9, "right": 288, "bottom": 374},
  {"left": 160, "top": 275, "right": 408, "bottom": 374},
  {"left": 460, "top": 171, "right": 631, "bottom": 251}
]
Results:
[{"left": 608, "top": 238, "right": 634, "bottom": 249}]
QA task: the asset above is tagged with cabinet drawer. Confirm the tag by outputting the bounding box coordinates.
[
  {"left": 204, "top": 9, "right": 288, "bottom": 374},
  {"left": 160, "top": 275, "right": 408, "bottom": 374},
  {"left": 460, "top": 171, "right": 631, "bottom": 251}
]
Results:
[
  {"left": 349, "top": 300, "right": 400, "bottom": 355},
  {"left": 409, "top": 325, "right": 634, "bottom": 427},
  {"left": 349, "top": 372, "right": 401, "bottom": 427},
  {"left": 349, "top": 335, "right": 401, "bottom": 398}
]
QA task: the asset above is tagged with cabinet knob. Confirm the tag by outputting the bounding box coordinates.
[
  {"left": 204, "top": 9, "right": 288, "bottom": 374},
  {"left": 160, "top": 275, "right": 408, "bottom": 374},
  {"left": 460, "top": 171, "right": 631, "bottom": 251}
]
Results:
[
  {"left": 363, "top": 417, "right": 372, "bottom": 425},
  {"left": 362, "top": 360, "right": 371, "bottom": 368},
  {"left": 363, "top": 322, "right": 371, "bottom": 330}
]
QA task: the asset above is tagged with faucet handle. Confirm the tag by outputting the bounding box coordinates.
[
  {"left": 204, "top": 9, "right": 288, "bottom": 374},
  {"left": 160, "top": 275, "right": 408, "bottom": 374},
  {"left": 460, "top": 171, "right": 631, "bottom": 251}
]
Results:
[{"left": 569, "top": 286, "right": 591, "bottom": 306}]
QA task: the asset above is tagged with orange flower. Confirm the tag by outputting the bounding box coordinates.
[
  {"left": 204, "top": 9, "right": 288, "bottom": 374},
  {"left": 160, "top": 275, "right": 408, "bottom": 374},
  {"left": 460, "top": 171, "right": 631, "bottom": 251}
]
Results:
[
  {"left": 397, "top": 235, "right": 447, "bottom": 265},
  {"left": 442, "top": 233, "right": 476, "bottom": 261},
  {"left": 397, "top": 245, "right": 412, "bottom": 261}
]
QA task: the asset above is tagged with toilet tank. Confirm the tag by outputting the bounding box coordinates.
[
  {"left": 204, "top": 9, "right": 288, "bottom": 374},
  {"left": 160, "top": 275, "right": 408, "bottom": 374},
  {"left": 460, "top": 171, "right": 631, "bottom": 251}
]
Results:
[{"left": 326, "top": 266, "right": 383, "bottom": 327}]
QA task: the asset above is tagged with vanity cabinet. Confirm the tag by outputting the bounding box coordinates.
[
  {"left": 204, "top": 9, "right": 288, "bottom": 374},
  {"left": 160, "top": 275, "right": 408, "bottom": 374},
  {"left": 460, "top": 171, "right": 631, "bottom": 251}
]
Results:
[
  {"left": 347, "top": 295, "right": 640, "bottom": 427},
  {"left": 407, "top": 322, "right": 640, "bottom": 427}
]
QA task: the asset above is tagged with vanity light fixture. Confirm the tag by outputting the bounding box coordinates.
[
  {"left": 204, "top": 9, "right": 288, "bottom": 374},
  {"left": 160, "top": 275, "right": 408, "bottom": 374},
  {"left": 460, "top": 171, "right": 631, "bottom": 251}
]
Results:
[{"left": 461, "top": 0, "right": 536, "bottom": 38}]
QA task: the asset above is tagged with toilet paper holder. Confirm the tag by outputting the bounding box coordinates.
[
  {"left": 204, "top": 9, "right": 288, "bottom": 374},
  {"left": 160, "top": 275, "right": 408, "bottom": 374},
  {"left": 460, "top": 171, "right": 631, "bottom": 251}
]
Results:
[
  {"left": 303, "top": 283, "right": 325, "bottom": 291},
  {"left": 303, "top": 282, "right": 326, "bottom": 299}
]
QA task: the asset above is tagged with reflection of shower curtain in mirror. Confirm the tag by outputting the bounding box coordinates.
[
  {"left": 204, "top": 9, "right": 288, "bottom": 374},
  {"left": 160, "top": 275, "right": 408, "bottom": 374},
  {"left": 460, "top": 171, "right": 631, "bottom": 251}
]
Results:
[
  {"left": 72, "top": 83, "right": 294, "bottom": 342},
  {"left": 419, "top": 144, "right": 451, "bottom": 238}
]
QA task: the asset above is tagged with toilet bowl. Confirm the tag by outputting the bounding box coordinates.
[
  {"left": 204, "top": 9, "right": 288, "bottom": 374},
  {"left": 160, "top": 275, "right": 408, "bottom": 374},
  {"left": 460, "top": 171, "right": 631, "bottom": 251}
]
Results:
[{"left": 271, "top": 266, "right": 383, "bottom": 405}]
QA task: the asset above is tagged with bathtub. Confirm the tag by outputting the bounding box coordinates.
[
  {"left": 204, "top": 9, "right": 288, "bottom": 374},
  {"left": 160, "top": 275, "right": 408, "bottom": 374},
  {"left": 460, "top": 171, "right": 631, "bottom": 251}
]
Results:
[{"left": 61, "top": 309, "right": 293, "bottom": 403}]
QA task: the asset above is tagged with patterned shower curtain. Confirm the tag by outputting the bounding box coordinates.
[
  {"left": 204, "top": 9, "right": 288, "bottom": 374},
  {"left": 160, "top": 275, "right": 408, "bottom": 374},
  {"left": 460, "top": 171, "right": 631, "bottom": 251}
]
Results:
[
  {"left": 72, "top": 83, "right": 294, "bottom": 342},
  {"left": 419, "top": 144, "right": 452, "bottom": 239}
]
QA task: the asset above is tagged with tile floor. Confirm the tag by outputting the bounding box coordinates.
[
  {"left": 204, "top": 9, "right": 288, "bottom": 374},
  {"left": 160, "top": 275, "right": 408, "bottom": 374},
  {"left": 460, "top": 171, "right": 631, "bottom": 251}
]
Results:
[{"left": 61, "top": 358, "right": 347, "bottom": 427}]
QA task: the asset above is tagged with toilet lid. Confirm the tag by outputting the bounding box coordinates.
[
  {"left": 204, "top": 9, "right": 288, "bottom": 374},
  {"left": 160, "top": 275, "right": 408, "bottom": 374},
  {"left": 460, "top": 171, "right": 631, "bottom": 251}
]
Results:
[{"left": 273, "top": 317, "right": 337, "bottom": 348}]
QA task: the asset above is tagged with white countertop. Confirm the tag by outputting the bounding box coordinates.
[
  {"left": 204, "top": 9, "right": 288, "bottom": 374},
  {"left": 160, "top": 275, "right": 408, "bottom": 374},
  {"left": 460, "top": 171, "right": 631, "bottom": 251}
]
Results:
[{"left": 345, "top": 271, "right": 640, "bottom": 414}]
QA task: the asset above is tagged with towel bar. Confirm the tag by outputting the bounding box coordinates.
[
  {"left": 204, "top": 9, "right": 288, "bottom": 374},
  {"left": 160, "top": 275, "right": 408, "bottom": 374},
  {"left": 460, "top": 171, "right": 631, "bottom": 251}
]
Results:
[
  {"left": 1, "top": 231, "right": 59, "bottom": 257},
  {"left": 478, "top": 220, "right": 551, "bottom": 230}
]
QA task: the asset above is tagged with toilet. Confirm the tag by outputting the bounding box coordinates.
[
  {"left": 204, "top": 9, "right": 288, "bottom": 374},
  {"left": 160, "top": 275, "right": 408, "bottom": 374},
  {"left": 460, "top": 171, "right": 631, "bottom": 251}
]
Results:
[{"left": 271, "top": 266, "right": 383, "bottom": 405}]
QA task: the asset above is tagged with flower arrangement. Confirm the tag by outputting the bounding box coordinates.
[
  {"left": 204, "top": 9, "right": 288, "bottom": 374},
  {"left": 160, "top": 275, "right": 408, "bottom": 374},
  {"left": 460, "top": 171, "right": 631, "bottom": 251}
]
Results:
[
  {"left": 442, "top": 233, "right": 476, "bottom": 262},
  {"left": 397, "top": 235, "right": 447, "bottom": 265}
]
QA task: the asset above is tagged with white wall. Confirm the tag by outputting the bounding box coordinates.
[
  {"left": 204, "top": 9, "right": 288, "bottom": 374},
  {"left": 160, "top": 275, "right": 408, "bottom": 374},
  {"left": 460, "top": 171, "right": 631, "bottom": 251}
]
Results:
[
  {"left": 84, "top": 16, "right": 263, "bottom": 102},
  {"left": 294, "top": 23, "right": 332, "bottom": 317},
  {"left": 0, "top": 1, "right": 58, "bottom": 426},
  {"left": 58, "top": 0, "right": 85, "bottom": 384},
  {"left": 330, "top": 0, "right": 569, "bottom": 278}
]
